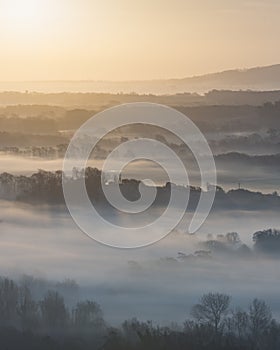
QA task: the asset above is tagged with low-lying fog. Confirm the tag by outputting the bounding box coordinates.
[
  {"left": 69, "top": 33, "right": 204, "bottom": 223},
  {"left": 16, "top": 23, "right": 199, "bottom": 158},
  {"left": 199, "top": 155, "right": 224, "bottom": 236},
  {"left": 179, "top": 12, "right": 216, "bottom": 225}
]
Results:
[{"left": 0, "top": 199, "right": 279, "bottom": 324}]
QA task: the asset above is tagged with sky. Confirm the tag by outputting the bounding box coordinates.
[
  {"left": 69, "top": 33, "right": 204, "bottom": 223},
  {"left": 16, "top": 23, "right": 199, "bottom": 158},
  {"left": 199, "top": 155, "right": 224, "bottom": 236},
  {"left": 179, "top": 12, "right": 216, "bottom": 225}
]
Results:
[{"left": 0, "top": 0, "right": 279, "bottom": 81}]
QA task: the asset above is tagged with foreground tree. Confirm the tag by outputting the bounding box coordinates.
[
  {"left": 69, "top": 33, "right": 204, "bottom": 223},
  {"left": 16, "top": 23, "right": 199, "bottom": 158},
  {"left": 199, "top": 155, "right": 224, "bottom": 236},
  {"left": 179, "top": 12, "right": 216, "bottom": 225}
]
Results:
[
  {"left": 191, "top": 292, "right": 231, "bottom": 336},
  {"left": 73, "top": 300, "right": 105, "bottom": 331},
  {"left": 249, "top": 298, "right": 272, "bottom": 348},
  {"left": 40, "top": 291, "right": 69, "bottom": 331},
  {"left": 17, "top": 285, "right": 39, "bottom": 331},
  {"left": 231, "top": 308, "right": 250, "bottom": 340},
  {"left": 0, "top": 278, "right": 18, "bottom": 326}
]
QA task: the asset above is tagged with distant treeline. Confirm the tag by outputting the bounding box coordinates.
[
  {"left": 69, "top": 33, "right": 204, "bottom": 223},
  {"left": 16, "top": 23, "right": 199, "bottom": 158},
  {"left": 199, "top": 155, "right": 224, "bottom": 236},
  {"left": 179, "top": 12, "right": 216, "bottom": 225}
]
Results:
[
  {"left": 0, "top": 101, "right": 280, "bottom": 135},
  {"left": 0, "top": 168, "right": 280, "bottom": 211},
  {"left": 1, "top": 90, "right": 280, "bottom": 107},
  {"left": 0, "top": 144, "right": 67, "bottom": 157},
  {"left": 216, "top": 151, "right": 280, "bottom": 167},
  {"left": 2, "top": 141, "right": 280, "bottom": 172},
  {"left": 0, "top": 276, "right": 278, "bottom": 350},
  {"left": 155, "top": 229, "right": 280, "bottom": 263},
  {"left": 0, "top": 108, "right": 94, "bottom": 134},
  {"left": 1, "top": 130, "right": 280, "bottom": 154}
]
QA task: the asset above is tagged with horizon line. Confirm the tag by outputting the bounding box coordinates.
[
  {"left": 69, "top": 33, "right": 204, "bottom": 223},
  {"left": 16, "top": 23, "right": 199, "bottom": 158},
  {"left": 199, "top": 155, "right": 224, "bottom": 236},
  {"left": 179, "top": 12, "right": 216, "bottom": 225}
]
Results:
[{"left": 0, "top": 63, "right": 279, "bottom": 84}]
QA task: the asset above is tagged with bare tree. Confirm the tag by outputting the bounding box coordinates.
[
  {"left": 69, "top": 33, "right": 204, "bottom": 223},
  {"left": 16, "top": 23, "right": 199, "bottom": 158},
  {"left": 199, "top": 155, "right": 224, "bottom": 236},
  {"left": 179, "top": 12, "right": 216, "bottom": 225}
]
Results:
[
  {"left": 17, "top": 285, "right": 39, "bottom": 331},
  {"left": 249, "top": 299, "right": 272, "bottom": 338},
  {"left": 191, "top": 292, "right": 231, "bottom": 335},
  {"left": 73, "top": 300, "right": 104, "bottom": 330},
  {"left": 231, "top": 309, "right": 249, "bottom": 340},
  {"left": 40, "top": 291, "right": 69, "bottom": 331},
  {"left": 0, "top": 278, "right": 18, "bottom": 325}
]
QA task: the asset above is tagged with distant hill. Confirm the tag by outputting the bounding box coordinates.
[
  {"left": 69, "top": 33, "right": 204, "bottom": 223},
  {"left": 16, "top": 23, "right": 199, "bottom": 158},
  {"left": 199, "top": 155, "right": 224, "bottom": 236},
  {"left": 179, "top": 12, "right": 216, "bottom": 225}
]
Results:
[
  {"left": 172, "top": 64, "right": 280, "bottom": 93},
  {"left": 1, "top": 64, "right": 280, "bottom": 94},
  {"left": 125, "top": 64, "right": 280, "bottom": 93}
]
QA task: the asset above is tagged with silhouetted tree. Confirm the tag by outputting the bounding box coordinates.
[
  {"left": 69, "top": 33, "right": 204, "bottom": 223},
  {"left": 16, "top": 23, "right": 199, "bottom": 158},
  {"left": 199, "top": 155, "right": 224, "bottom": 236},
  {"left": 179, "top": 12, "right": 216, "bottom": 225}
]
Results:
[
  {"left": 17, "top": 285, "right": 39, "bottom": 331},
  {"left": 0, "top": 278, "right": 18, "bottom": 326},
  {"left": 73, "top": 300, "right": 104, "bottom": 330},
  {"left": 249, "top": 298, "right": 272, "bottom": 348},
  {"left": 253, "top": 229, "right": 280, "bottom": 254},
  {"left": 228, "top": 308, "right": 250, "bottom": 341},
  {"left": 191, "top": 292, "right": 231, "bottom": 336},
  {"left": 226, "top": 232, "right": 240, "bottom": 244},
  {"left": 40, "top": 291, "right": 69, "bottom": 331}
]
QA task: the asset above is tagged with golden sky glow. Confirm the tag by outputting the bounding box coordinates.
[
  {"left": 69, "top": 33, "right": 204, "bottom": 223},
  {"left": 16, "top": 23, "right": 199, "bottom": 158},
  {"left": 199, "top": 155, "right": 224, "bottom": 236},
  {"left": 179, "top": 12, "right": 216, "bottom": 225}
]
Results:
[{"left": 0, "top": 0, "right": 279, "bottom": 81}]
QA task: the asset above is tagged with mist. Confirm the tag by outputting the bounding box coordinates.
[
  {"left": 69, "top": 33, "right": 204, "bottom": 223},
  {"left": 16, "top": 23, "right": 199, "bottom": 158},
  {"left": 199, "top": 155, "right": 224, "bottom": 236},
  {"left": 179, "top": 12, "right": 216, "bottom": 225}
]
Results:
[{"left": 0, "top": 198, "right": 279, "bottom": 324}]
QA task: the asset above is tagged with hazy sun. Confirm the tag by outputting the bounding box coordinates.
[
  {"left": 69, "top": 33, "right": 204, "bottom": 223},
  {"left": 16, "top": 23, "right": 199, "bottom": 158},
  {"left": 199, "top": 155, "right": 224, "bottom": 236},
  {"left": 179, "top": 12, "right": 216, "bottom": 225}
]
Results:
[{"left": 1, "top": 0, "right": 48, "bottom": 29}]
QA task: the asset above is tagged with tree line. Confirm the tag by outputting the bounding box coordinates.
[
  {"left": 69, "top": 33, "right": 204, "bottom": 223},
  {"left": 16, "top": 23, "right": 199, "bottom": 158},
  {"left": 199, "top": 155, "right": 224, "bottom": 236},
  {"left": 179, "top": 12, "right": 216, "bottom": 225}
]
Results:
[
  {"left": 0, "top": 276, "right": 279, "bottom": 349},
  {"left": 1, "top": 168, "right": 280, "bottom": 212}
]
